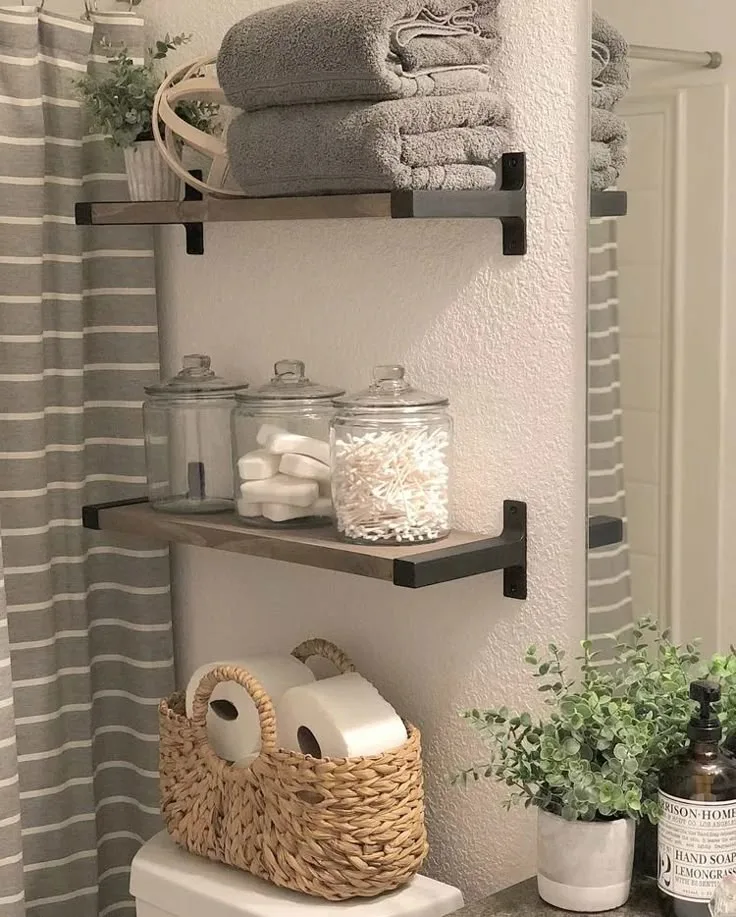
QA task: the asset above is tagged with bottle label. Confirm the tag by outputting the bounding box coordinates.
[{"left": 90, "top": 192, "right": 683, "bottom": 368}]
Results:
[{"left": 658, "top": 791, "right": 736, "bottom": 901}]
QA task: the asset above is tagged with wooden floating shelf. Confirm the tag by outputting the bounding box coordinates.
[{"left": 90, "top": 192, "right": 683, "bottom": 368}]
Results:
[
  {"left": 83, "top": 500, "right": 622, "bottom": 590},
  {"left": 75, "top": 152, "right": 529, "bottom": 256},
  {"left": 83, "top": 498, "right": 528, "bottom": 594},
  {"left": 75, "top": 188, "right": 528, "bottom": 224},
  {"left": 590, "top": 190, "right": 628, "bottom": 218},
  {"left": 75, "top": 159, "right": 627, "bottom": 255},
  {"left": 75, "top": 188, "right": 625, "bottom": 226}
]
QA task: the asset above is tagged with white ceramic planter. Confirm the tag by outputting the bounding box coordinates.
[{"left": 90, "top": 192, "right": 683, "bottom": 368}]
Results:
[
  {"left": 123, "top": 140, "right": 181, "bottom": 201},
  {"left": 537, "top": 809, "right": 635, "bottom": 913}
]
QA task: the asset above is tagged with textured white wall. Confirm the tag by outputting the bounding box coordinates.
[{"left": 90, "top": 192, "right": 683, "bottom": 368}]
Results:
[{"left": 68, "top": 0, "right": 589, "bottom": 901}]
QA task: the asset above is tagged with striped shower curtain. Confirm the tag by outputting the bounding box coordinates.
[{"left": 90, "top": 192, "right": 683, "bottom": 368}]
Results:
[
  {"left": 0, "top": 8, "right": 173, "bottom": 916},
  {"left": 587, "top": 216, "right": 633, "bottom": 650}
]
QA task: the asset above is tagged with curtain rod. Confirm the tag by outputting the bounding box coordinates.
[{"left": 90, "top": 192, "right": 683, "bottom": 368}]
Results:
[{"left": 629, "top": 44, "right": 722, "bottom": 69}]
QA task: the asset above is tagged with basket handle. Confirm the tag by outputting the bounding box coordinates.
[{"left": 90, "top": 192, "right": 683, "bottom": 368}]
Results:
[
  {"left": 291, "top": 638, "right": 357, "bottom": 675},
  {"left": 190, "top": 664, "right": 277, "bottom": 753}
]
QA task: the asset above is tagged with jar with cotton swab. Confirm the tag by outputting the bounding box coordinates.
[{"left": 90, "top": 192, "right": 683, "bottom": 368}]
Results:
[
  {"left": 331, "top": 365, "right": 453, "bottom": 545},
  {"left": 231, "top": 360, "right": 344, "bottom": 528}
]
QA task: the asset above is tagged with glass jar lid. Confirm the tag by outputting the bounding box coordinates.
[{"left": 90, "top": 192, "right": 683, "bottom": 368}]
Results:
[
  {"left": 335, "top": 365, "right": 449, "bottom": 409},
  {"left": 235, "top": 360, "right": 344, "bottom": 404},
  {"left": 144, "top": 354, "right": 248, "bottom": 397}
]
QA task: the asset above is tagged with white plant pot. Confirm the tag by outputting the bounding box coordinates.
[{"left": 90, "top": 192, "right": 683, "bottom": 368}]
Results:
[
  {"left": 537, "top": 809, "right": 635, "bottom": 913},
  {"left": 123, "top": 140, "right": 181, "bottom": 202}
]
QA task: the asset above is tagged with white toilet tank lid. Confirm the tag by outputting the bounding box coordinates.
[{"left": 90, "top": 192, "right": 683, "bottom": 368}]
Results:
[{"left": 130, "top": 833, "right": 464, "bottom": 917}]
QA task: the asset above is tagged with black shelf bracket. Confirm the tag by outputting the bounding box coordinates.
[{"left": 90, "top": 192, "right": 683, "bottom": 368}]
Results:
[
  {"left": 82, "top": 496, "right": 148, "bottom": 531},
  {"left": 393, "top": 499, "right": 527, "bottom": 596},
  {"left": 392, "top": 152, "right": 527, "bottom": 256},
  {"left": 588, "top": 515, "right": 624, "bottom": 551},
  {"left": 183, "top": 171, "right": 204, "bottom": 255}
]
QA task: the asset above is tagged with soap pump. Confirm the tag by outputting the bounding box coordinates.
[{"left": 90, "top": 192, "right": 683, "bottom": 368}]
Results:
[{"left": 658, "top": 681, "right": 736, "bottom": 917}]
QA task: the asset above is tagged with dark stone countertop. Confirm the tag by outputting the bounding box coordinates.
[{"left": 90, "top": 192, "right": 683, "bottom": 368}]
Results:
[{"left": 453, "top": 878, "right": 660, "bottom": 917}]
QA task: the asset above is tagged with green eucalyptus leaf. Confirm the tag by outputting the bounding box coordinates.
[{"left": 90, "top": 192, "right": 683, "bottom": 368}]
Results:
[
  {"left": 563, "top": 738, "right": 581, "bottom": 756},
  {"left": 74, "top": 32, "right": 218, "bottom": 148},
  {"left": 454, "top": 617, "right": 721, "bottom": 822},
  {"left": 613, "top": 744, "right": 628, "bottom": 762}
]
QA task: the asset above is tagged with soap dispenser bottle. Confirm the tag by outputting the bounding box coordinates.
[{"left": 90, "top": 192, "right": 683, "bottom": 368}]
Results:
[{"left": 658, "top": 681, "right": 736, "bottom": 917}]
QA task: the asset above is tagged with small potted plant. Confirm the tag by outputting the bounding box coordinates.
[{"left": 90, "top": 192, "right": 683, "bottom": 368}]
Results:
[
  {"left": 599, "top": 622, "right": 736, "bottom": 878},
  {"left": 76, "top": 34, "right": 219, "bottom": 200},
  {"left": 456, "top": 620, "right": 736, "bottom": 911},
  {"left": 456, "top": 638, "right": 662, "bottom": 913}
]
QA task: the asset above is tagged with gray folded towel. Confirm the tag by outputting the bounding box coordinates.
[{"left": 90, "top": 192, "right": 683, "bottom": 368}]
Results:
[
  {"left": 226, "top": 93, "right": 511, "bottom": 197},
  {"left": 218, "top": 0, "right": 502, "bottom": 111},
  {"left": 591, "top": 108, "right": 628, "bottom": 190},
  {"left": 592, "top": 11, "right": 629, "bottom": 110}
]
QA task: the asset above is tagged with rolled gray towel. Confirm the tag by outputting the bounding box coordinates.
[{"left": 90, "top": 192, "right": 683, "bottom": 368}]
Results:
[
  {"left": 592, "top": 11, "right": 629, "bottom": 110},
  {"left": 218, "top": 0, "right": 502, "bottom": 111},
  {"left": 591, "top": 108, "right": 628, "bottom": 190},
  {"left": 226, "top": 93, "right": 512, "bottom": 197}
]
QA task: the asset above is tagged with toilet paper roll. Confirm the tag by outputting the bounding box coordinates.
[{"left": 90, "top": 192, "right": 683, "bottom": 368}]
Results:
[
  {"left": 185, "top": 655, "right": 315, "bottom": 764},
  {"left": 277, "top": 672, "right": 408, "bottom": 758}
]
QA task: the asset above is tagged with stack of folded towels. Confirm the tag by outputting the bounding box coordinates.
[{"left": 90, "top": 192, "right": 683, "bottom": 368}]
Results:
[
  {"left": 217, "top": 0, "right": 513, "bottom": 197},
  {"left": 590, "top": 12, "right": 630, "bottom": 191}
]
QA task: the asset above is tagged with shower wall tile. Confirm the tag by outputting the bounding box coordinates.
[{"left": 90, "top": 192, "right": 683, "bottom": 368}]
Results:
[
  {"left": 620, "top": 336, "right": 661, "bottom": 414},
  {"left": 627, "top": 481, "right": 659, "bottom": 558},
  {"left": 619, "top": 264, "right": 663, "bottom": 338},
  {"left": 617, "top": 191, "right": 664, "bottom": 267},
  {"left": 622, "top": 113, "right": 666, "bottom": 191},
  {"left": 622, "top": 408, "right": 660, "bottom": 485},
  {"left": 615, "top": 105, "right": 670, "bottom": 626},
  {"left": 630, "top": 551, "right": 660, "bottom": 619}
]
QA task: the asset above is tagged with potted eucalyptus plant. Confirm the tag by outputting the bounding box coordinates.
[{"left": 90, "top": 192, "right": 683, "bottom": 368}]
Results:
[
  {"left": 601, "top": 623, "right": 736, "bottom": 878},
  {"left": 456, "top": 620, "right": 736, "bottom": 912},
  {"left": 76, "top": 33, "right": 218, "bottom": 200},
  {"left": 456, "top": 632, "right": 667, "bottom": 912}
]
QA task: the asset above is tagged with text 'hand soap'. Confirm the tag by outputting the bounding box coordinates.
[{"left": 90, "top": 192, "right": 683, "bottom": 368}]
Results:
[{"left": 658, "top": 681, "right": 736, "bottom": 917}]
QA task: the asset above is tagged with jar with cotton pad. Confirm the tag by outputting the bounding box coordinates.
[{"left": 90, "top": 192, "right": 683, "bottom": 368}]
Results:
[
  {"left": 143, "top": 355, "right": 248, "bottom": 514},
  {"left": 331, "top": 365, "right": 453, "bottom": 544},
  {"left": 231, "top": 360, "right": 344, "bottom": 527}
]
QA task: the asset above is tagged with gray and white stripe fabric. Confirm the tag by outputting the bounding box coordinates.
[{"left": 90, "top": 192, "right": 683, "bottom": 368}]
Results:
[
  {"left": 587, "top": 216, "right": 633, "bottom": 651},
  {"left": 0, "top": 528, "right": 24, "bottom": 914},
  {"left": 0, "top": 8, "right": 173, "bottom": 917}
]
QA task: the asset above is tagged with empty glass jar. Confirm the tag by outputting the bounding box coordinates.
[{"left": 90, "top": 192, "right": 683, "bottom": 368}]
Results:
[
  {"left": 331, "top": 365, "right": 453, "bottom": 544},
  {"left": 231, "top": 360, "right": 344, "bottom": 527},
  {"left": 143, "top": 355, "right": 248, "bottom": 514}
]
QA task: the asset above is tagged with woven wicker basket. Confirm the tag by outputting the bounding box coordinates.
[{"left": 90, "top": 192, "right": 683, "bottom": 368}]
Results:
[{"left": 159, "top": 638, "right": 428, "bottom": 901}]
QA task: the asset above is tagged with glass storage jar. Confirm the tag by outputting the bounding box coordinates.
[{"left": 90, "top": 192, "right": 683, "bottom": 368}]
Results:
[
  {"left": 331, "top": 365, "right": 453, "bottom": 544},
  {"left": 231, "top": 360, "right": 344, "bottom": 527},
  {"left": 143, "top": 355, "right": 248, "bottom": 514}
]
